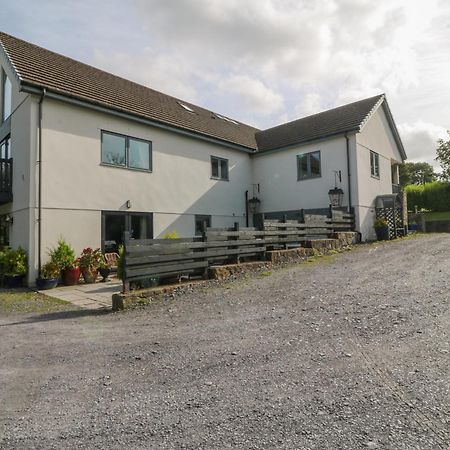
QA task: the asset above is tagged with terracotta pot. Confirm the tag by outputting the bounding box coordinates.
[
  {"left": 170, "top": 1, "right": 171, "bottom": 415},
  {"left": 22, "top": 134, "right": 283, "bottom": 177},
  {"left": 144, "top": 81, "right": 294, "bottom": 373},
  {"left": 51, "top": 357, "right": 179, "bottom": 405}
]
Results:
[
  {"left": 62, "top": 267, "right": 81, "bottom": 286},
  {"left": 81, "top": 267, "right": 98, "bottom": 284}
]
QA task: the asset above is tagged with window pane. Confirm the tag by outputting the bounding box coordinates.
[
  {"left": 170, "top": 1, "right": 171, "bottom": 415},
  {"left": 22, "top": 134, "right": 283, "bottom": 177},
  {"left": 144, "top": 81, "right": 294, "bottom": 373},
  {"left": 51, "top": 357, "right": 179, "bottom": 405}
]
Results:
[
  {"left": 310, "top": 152, "right": 321, "bottom": 176},
  {"left": 2, "top": 74, "right": 11, "bottom": 122},
  {"left": 298, "top": 154, "right": 308, "bottom": 178},
  {"left": 211, "top": 157, "right": 219, "bottom": 178},
  {"left": 130, "top": 214, "right": 153, "bottom": 239},
  {"left": 195, "top": 215, "right": 211, "bottom": 235},
  {"left": 129, "top": 138, "right": 151, "bottom": 170},
  {"left": 104, "top": 213, "right": 126, "bottom": 252},
  {"left": 102, "top": 133, "right": 126, "bottom": 166},
  {"left": 220, "top": 159, "right": 228, "bottom": 180}
]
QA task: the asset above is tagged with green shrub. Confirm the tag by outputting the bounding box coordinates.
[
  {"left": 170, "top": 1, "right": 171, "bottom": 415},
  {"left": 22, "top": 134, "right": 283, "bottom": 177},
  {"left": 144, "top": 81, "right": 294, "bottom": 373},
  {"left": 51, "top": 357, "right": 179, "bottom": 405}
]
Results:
[
  {"left": 117, "top": 244, "right": 124, "bottom": 280},
  {"left": 163, "top": 230, "right": 179, "bottom": 239},
  {"left": 49, "top": 238, "right": 76, "bottom": 271},
  {"left": 405, "top": 181, "right": 450, "bottom": 212},
  {"left": 0, "top": 247, "right": 27, "bottom": 275},
  {"left": 41, "top": 261, "right": 60, "bottom": 279}
]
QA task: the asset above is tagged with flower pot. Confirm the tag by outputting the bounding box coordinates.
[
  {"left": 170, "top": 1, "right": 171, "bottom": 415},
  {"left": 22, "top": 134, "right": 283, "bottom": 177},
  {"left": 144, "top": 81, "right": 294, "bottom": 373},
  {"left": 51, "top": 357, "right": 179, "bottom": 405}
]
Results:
[
  {"left": 375, "top": 226, "right": 390, "bottom": 241},
  {"left": 99, "top": 267, "right": 111, "bottom": 282},
  {"left": 36, "top": 277, "right": 58, "bottom": 290},
  {"left": 4, "top": 274, "right": 25, "bottom": 288},
  {"left": 81, "top": 267, "right": 98, "bottom": 284},
  {"left": 62, "top": 267, "right": 81, "bottom": 286}
]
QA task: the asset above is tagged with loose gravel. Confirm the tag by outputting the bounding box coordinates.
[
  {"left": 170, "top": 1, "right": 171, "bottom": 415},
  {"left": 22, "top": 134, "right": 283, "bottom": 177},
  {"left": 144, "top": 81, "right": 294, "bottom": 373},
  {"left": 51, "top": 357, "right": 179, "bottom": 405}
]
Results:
[{"left": 0, "top": 234, "right": 449, "bottom": 449}]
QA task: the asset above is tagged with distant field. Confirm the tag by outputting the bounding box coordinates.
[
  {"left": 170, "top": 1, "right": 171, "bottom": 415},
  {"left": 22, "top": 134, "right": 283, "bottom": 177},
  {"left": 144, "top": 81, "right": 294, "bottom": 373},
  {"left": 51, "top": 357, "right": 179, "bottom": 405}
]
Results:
[{"left": 423, "top": 211, "right": 450, "bottom": 221}]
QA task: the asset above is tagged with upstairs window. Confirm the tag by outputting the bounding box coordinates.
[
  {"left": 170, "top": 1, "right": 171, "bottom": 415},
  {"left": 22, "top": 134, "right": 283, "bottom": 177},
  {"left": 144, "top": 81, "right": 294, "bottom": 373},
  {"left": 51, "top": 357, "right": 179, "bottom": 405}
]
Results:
[
  {"left": 101, "top": 131, "right": 152, "bottom": 171},
  {"left": 211, "top": 156, "right": 229, "bottom": 181},
  {"left": 297, "top": 151, "right": 321, "bottom": 180},
  {"left": 2, "top": 71, "right": 12, "bottom": 122},
  {"left": 370, "top": 151, "right": 380, "bottom": 178}
]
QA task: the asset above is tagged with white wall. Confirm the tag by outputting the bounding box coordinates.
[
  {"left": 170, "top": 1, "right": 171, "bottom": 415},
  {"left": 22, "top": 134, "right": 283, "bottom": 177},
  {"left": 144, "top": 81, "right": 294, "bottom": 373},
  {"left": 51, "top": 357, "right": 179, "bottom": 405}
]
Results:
[
  {"left": 39, "top": 98, "right": 252, "bottom": 259},
  {"left": 355, "top": 105, "right": 404, "bottom": 240},
  {"left": 251, "top": 135, "right": 356, "bottom": 214},
  {"left": 0, "top": 54, "right": 37, "bottom": 284}
]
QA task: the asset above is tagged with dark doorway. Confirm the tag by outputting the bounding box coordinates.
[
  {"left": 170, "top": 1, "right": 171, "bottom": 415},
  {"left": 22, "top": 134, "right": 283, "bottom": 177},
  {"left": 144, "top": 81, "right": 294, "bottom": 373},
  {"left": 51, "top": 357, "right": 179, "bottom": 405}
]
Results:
[{"left": 102, "top": 211, "right": 153, "bottom": 252}]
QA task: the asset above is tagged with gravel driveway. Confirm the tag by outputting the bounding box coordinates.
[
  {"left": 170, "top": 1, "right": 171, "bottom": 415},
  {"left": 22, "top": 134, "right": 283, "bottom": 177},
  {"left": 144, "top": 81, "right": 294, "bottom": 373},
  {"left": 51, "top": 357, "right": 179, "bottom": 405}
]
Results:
[{"left": 1, "top": 234, "right": 449, "bottom": 449}]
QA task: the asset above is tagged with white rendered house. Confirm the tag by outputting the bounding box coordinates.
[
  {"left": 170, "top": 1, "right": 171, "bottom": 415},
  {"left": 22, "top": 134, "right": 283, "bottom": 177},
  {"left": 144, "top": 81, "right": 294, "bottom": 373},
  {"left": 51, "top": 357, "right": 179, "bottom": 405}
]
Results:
[{"left": 0, "top": 32, "right": 406, "bottom": 285}]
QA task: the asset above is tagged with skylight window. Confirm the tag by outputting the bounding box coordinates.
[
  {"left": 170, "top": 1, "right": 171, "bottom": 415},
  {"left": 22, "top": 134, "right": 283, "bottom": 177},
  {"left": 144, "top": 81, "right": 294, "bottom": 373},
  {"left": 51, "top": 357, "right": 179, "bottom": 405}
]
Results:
[
  {"left": 178, "top": 102, "right": 195, "bottom": 113},
  {"left": 214, "top": 113, "right": 238, "bottom": 124}
]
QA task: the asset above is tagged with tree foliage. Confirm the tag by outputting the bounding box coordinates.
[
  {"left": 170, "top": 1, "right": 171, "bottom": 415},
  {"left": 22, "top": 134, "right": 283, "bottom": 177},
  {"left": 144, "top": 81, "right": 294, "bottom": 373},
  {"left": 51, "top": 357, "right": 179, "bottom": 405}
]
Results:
[
  {"left": 436, "top": 131, "right": 450, "bottom": 181},
  {"left": 399, "top": 162, "right": 436, "bottom": 186}
]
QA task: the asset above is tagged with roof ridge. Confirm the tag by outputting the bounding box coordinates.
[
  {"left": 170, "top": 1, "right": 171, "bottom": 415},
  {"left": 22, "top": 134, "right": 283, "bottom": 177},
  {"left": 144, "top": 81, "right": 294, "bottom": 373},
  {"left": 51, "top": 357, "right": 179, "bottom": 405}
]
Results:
[{"left": 257, "top": 94, "right": 385, "bottom": 135}]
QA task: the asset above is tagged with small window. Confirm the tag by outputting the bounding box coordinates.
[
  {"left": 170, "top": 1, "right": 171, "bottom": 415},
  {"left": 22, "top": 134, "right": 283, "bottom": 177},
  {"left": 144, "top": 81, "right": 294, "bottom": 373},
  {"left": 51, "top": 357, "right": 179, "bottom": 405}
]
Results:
[
  {"left": 214, "top": 113, "right": 238, "bottom": 124},
  {"left": 195, "top": 215, "right": 211, "bottom": 236},
  {"left": 370, "top": 151, "right": 380, "bottom": 178},
  {"left": 2, "top": 71, "right": 12, "bottom": 122},
  {"left": 297, "top": 151, "right": 321, "bottom": 180},
  {"left": 101, "top": 131, "right": 152, "bottom": 171},
  {"left": 211, "top": 156, "right": 229, "bottom": 181},
  {"left": 178, "top": 102, "right": 195, "bottom": 113}
]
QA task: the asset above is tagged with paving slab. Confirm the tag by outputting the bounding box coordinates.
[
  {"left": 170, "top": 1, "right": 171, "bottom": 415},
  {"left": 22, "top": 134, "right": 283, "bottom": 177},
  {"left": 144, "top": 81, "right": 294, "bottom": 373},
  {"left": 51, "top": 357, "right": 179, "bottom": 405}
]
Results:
[{"left": 39, "top": 278, "right": 122, "bottom": 310}]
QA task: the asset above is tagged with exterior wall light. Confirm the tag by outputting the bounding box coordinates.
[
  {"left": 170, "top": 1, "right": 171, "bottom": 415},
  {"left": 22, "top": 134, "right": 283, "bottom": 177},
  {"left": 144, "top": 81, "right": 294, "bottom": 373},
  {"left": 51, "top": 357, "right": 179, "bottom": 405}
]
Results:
[
  {"left": 247, "top": 197, "right": 261, "bottom": 214},
  {"left": 328, "top": 187, "right": 344, "bottom": 207},
  {"left": 126, "top": 200, "right": 132, "bottom": 209}
]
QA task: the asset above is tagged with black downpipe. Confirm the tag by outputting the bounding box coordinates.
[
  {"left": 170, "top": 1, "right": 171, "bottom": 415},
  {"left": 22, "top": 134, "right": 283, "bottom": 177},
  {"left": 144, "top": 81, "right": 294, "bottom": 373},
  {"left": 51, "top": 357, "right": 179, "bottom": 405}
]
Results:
[
  {"left": 37, "top": 89, "right": 46, "bottom": 278},
  {"left": 345, "top": 133, "right": 352, "bottom": 213},
  {"left": 245, "top": 190, "right": 249, "bottom": 227}
]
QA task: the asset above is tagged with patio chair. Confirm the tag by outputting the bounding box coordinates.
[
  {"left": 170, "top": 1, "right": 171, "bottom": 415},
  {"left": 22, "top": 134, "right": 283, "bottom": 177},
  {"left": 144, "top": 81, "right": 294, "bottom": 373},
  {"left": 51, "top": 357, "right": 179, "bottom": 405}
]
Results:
[{"left": 104, "top": 252, "right": 119, "bottom": 270}]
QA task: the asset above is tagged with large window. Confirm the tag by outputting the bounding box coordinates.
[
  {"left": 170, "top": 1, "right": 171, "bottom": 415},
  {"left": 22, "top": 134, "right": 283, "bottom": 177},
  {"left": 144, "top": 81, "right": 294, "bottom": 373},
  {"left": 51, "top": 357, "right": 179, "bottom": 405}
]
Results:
[
  {"left": 101, "top": 131, "right": 152, "bottom": 171},
  {"left": 2, "top": 71, "right": 12, "bottom": 122},
  {"left": 297, "top": 151, "right": 321, "bottom": 180},
  {"left": 102, "top": 211, "right": 153, "bottom": 252},
  {"left": 195, "top": 215, "right": 211, "bottom": 235},
  {"left": 370, "top": 151, "right": 380, "bottom": 178},
  {"left": 211, "top": 156, "right": 229, "bottom": 181}
]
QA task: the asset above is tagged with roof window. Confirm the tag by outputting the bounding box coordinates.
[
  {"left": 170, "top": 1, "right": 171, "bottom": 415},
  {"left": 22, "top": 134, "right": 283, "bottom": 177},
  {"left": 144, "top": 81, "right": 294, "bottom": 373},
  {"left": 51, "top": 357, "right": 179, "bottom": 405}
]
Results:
[
  {"left": 178, "top": 102, "right": 195, "bottom": 113},
  {"left": 214, "top": 113, "right": 238, "bottom": 124}
]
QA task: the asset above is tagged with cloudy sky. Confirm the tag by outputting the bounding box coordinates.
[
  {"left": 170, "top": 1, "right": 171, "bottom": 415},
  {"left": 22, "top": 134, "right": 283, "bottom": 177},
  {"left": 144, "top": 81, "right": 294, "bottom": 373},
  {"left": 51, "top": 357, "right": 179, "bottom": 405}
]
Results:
[{"left": 2, "top": 0, "right": 449, "bottom": 167}]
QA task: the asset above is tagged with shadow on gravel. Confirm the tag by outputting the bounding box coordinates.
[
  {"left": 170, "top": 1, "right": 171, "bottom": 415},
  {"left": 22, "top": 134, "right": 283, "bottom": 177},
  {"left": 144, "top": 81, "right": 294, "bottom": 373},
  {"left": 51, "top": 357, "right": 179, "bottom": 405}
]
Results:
[{"left": 0, "top": 308, "right": 111, "bottom": 327}]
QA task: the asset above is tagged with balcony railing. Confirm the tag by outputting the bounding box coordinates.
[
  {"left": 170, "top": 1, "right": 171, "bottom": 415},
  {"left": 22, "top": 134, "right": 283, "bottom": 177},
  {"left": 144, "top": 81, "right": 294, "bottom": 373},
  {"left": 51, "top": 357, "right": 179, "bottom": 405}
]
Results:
[{"left": 0, "top": 158, "right": 13, "bottom": 204}]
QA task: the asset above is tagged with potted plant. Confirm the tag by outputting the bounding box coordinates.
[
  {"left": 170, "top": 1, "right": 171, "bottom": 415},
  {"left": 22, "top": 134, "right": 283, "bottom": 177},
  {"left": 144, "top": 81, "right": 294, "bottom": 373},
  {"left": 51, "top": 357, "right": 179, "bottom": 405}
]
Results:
[
  {"left": 49, "top": 239, "right": 80, "bottom": 286},
  {"left": 374, "top": 218, "right": 390, "bottom": 241},
  {"left": 79, "top": 247, "right": 103, "bottom": 283},
  {"left": 1, "top": 247, "right": 27, "bottom": 288},
  {"left": 99, "top": 256, "right": 111, "bottom": 282},
  {"left": 36, "top": 261, "right": 60, "bottom": 290}
]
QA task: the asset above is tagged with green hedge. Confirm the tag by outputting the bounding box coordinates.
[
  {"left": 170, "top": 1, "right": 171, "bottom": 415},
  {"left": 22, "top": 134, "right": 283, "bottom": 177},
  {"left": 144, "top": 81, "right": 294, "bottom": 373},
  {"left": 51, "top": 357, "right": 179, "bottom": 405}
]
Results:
[{"left": 405, "top": 181, "right": 450, "bottom": 212}]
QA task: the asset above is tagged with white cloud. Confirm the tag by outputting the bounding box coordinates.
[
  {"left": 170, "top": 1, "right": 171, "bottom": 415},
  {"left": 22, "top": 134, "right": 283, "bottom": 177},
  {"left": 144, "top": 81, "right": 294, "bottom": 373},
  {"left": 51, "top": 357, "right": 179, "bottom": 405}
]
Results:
[
  {"left": 398, "top": 121, "right": 448, "bottom": 168},
  {"left": 219, "top": 75, "right": 283, "bottom": 116}
]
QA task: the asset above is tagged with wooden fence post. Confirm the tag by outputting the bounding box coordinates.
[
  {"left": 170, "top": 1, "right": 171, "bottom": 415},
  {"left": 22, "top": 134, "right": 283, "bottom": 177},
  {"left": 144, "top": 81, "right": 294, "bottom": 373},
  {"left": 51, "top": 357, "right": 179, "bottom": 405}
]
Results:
[
  {"left": 122, "top": 231, "right": 130, "bottom": 293},
  {"left": 201, "top": 222, "right": 209, "bottom": 279},
  {"left": 234, "top": 222, "right": 240, "bottom": 264}
]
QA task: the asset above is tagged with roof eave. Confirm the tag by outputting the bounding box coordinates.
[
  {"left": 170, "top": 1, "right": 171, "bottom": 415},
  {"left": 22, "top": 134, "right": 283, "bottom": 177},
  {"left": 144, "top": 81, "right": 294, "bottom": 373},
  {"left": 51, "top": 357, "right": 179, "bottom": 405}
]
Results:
[
  {"left": 20, "top": 82, "right": 257, "bottom": 154},
  {"left": 253, "top": 129, "right": 359, "bottom": 156},
  {"left": 358, "top": 95, "right": 407, "bottom": 161}
]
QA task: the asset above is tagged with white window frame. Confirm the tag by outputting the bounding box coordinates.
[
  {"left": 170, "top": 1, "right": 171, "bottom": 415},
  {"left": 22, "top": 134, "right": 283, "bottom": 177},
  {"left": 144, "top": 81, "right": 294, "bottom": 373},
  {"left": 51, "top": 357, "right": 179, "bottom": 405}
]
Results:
[
  {"left": 370, "top": 151, "right": 380, "bottom": 179},
  {"left": 211, "top": 156, "right": 229, "bottom": 181}
]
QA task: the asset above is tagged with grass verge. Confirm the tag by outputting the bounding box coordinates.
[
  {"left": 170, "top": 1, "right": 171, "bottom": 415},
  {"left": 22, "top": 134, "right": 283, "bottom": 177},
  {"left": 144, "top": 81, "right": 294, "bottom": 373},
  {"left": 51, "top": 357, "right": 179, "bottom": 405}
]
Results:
[{"left": 0, "top": 290, "right": 77, "bottom": 314}]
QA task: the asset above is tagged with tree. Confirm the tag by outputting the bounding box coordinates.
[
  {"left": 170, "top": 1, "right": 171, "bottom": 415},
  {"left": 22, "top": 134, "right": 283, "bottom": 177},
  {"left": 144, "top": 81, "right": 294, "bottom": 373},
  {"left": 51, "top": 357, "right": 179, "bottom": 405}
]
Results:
[
  {"left": 399, "top": 162, "right": 436, "bottom": 186},
  {"left": 436, "top": 131, "right": 450, "bottom": 181}
]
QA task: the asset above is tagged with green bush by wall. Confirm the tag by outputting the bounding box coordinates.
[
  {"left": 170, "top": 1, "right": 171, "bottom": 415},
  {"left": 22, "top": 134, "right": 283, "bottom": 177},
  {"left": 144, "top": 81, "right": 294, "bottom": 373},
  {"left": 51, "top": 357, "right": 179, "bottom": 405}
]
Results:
[{"left": 405, "top": 181, "right": 450, "bottom": 212}]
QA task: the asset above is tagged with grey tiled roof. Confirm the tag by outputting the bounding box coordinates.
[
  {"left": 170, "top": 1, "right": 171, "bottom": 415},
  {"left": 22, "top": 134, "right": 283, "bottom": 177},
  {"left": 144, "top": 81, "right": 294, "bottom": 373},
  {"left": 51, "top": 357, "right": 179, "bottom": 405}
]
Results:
[
  {"left": 255, "top": 95, "right": 384, "bottom": 152},
  {"left": 0, "top": 32, "right": 259, "bottom": 150},
  {"left": 0, "top": 32, "right": 405, "bottom": 158}
]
